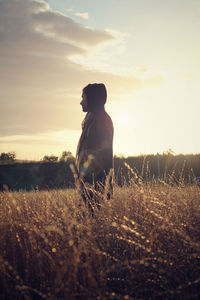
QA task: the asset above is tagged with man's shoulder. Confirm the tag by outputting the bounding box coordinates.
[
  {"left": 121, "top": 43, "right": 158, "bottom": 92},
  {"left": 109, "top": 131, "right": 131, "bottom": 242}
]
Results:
[
  {"left": 104, "top": 111, "right": 113, "bottom": 127},
  {"left": 95, "top": 111, "right": 113, "bottom": 132},
  {"left": 97, "top": 110, "right": 112, "bottom": 120}
]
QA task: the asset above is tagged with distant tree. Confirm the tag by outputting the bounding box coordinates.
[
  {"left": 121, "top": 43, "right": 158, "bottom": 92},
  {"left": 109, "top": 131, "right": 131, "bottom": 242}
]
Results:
[
  {"left": 59, "top": 151, "right": 73, "bottom": 162},
  {"left": 0, "top": 152, "right": 16, "bottom": 163},
  {"left": 163, "top": 148, "right": 175, "bottom": 156},
  {"left": 42, "top": 155, "right": 58, "bottom": 163}
]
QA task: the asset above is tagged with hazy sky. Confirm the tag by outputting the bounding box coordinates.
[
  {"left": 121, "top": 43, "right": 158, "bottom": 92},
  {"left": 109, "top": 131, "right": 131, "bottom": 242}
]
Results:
[{"left": 0, "top": 0, "right": 200, "bottom": 160}]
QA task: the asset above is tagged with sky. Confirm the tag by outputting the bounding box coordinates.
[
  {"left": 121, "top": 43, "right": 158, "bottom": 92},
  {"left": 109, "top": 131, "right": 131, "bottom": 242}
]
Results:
[{"left": 0, "top": 0, "right": 200, "bottom": 160}]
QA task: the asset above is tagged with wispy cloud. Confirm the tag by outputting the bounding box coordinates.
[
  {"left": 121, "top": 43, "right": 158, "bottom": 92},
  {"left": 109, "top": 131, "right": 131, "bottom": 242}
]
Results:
[
  {"left": 66, "top": 8, "right": 73, "bottom": 12},
  {"left": 74, "top": 12, "right": 89, "bottom": 20}
]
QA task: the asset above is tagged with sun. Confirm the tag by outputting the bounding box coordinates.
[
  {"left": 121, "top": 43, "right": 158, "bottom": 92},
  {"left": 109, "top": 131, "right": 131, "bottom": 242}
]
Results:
[
  {"left": 116, "top": 114, "right": 131, "bottom": 128},
  {"left": 108, "top": 102, "right": 133, "bottom": 130}
]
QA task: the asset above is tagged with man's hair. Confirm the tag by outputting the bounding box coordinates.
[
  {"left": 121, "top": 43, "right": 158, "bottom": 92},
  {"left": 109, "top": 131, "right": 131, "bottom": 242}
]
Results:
[{"left": 83, "top": 83, "right": 107, "bottom": 112}]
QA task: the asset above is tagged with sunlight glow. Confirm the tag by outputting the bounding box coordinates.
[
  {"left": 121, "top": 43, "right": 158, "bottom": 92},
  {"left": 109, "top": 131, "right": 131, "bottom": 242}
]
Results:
[
  {"left": 109, "top": 102, "right": 133, "bottom": 130},
  {"left": 107, "top": 78, "right": 200, "bottom": 157}
]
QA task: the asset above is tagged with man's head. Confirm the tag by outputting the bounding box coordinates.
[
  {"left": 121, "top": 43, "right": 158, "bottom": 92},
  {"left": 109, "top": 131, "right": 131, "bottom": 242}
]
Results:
[{"left": 81, "top": 83, "right": 107, "bottom": 112}]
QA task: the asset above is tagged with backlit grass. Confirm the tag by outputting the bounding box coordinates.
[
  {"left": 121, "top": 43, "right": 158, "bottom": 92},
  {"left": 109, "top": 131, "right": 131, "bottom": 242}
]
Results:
[{"left": 0, "top": 178, "right": 200, "bottom": 299}]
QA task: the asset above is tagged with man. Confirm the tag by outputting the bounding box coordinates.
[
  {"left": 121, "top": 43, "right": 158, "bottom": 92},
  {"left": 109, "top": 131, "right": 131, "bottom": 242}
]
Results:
[{"left": 75, "top": 83, "right": 114, "bottom": 212}]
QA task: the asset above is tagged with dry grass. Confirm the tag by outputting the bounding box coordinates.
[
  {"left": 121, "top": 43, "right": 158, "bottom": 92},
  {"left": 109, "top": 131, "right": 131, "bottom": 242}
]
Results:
[{"left": 0, "top": 178, "right": 200, "bottom": 299}]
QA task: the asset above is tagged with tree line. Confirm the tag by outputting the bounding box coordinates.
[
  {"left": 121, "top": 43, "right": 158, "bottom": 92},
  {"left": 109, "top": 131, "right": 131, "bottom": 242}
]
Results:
[
  {"left": 0, "top": 151, "right": 200, "bottom": 191},
  {"left": 0, "top": 151, "right": 73, "bottom": 164}
]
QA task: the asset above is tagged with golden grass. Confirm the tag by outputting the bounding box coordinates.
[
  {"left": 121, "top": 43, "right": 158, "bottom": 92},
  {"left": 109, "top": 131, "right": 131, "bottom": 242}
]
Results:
[{"left": 0, "top": 180, "right": 200, "bottom": 299}]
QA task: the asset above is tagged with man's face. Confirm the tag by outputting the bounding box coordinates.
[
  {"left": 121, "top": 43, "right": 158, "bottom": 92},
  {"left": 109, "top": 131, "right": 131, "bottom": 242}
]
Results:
[{"left": 80, "top": 92, "right": 88, "bottom": 112}]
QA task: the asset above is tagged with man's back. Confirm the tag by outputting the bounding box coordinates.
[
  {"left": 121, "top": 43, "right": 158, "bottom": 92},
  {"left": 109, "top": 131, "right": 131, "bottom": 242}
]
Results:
[{"left": 76, "top": 109, "right": 113, "bottom": 182}]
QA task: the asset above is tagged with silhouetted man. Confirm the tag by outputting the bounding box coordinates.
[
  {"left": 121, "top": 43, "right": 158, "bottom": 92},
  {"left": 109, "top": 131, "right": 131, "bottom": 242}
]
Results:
[{"left": 75, "top": 83, "right": 114, "bottom": 213}]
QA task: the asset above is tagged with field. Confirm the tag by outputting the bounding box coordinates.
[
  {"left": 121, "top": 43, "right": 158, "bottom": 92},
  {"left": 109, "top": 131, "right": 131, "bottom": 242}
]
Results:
[{"left": 0, "top": 177, "right": 200, "bottom": 299}]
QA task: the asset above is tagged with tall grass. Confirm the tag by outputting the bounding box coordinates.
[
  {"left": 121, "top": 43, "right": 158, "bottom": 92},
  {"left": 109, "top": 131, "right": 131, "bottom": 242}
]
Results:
[{"left": 0, "top": 173, "right": 200, "bottom": 299}]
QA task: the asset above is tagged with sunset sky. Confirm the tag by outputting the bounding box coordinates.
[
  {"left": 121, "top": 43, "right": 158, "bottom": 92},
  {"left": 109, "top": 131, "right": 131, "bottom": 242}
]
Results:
[{"left": 0, "top": 0, "right": 200, "bottom": 160}]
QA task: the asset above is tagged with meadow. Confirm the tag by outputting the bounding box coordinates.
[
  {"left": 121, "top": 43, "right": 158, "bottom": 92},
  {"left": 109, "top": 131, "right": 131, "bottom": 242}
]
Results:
[{"left": 0, "top": 173, "right": 200, "bottom": 299}]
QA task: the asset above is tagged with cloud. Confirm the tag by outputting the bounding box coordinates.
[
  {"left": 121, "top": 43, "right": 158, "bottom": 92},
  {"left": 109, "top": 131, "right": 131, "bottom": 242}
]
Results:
[
  {"left": 33, "top": 10, "right": 113, "bottom": 47},
  {"left": 0, "top": 130, "right": 79, "bottom": 146},
  {"left": 0, "top": 0, "right": 113, "bottom": 54},
  {"left": 74, "top": 12, "right": 89, "bottom": 20},
  {"left": 66, "top": 8, "right": 73, "bottom": 12}
]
